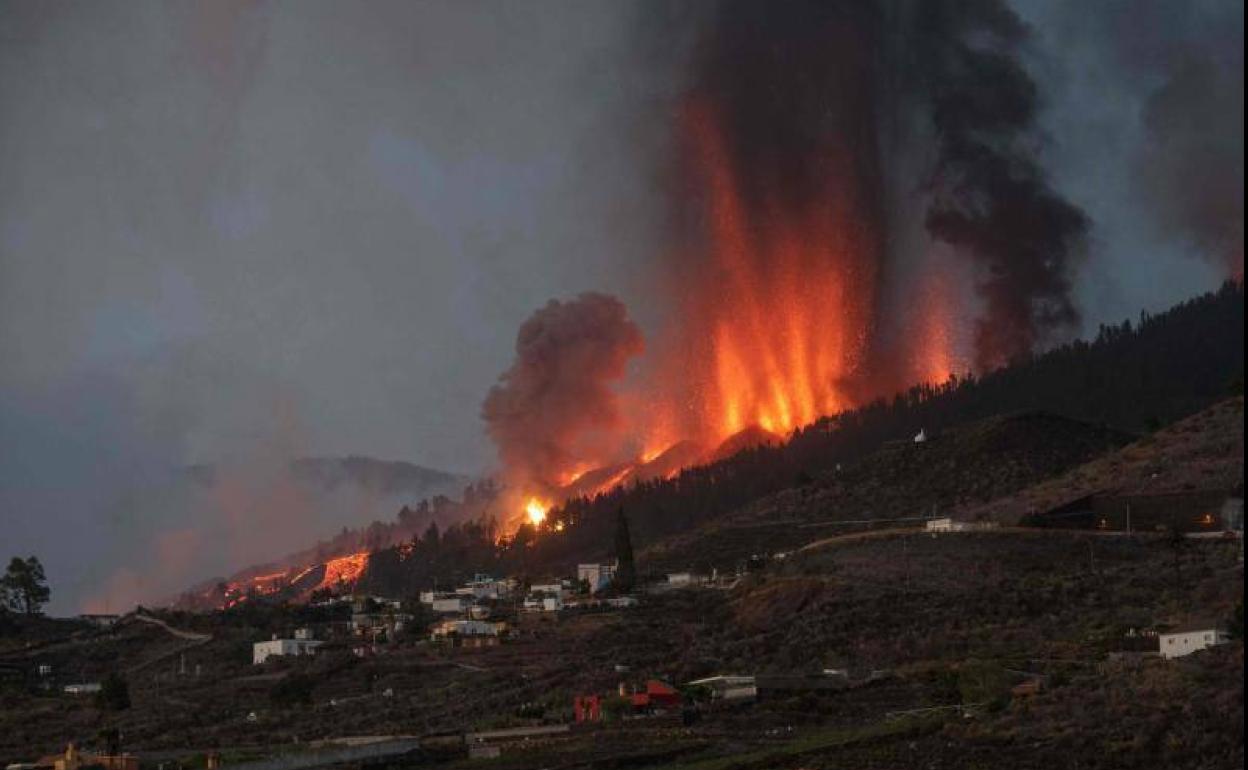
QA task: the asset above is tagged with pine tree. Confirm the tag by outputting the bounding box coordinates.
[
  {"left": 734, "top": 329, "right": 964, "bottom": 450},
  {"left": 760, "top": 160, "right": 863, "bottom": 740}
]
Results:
[{"left": 1, "top": 556, "right": 50, "bottom": 615}]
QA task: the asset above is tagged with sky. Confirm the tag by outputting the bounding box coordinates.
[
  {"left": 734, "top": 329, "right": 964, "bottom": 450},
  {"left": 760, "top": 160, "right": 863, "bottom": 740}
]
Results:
[{"left": 0, "top": 0, "right": 1239, "bottom": 613}]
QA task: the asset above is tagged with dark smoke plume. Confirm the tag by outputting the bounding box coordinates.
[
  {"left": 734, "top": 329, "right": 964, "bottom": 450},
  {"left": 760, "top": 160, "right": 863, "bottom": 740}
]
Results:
[
  {"left": 686, "top": 0, "right": 886, "bottom": 229},
  {"left": 681, "top": 0, "right": 1089, "bottom": 373},
  {"left": 905, "top": 0, "right": 1088, "bottom": 369},
  {"left": 482, "top": 293, "right": 643, "bottom": 491}
]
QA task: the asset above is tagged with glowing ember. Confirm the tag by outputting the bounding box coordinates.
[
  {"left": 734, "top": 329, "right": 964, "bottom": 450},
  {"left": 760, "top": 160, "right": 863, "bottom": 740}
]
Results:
[{"left": 525, "top": 498, "right": 548, "bottom": 526}]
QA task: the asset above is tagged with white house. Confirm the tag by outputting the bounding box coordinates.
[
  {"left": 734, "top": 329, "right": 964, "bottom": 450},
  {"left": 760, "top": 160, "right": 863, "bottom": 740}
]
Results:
[
  {"left": 577, "top": 563, "right": 616, "bottom": 593},
  {"left": 1159, "top": 626, "right": 1230, "bottom": 659},
  {"left": 63, "top": 683, "right": 102, "bottom": 695},
  {"left": 253, "top": 637, "right": 324, "bottom": 665},
  {"left": 462, "top": 574, "right": 512, "bottom": 600},
  {"left": 926, "top": 517, "right": 964, "bottom": 533}
]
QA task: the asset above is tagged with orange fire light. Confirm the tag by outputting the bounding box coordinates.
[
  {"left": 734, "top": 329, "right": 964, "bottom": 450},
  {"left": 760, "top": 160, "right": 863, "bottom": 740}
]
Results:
[{"left": 525, "top": 498, "right": 548, "bottom": 527}]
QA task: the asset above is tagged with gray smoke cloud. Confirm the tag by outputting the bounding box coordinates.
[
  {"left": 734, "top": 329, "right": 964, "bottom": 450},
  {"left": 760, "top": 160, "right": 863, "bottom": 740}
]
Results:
[
  {"left": 482, "top": 293, "right": 644, "bottom": 494},
  {"left": 0, "top": 1, "right": 692, "bottom": 612},
  {"left": 1012, "top": 0, "right": 1243, "bottom": 313}
]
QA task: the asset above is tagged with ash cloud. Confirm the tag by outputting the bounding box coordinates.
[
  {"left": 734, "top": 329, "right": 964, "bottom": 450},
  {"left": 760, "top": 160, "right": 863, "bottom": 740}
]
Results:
[
  {"left": 0, "top": 2, "right": 686, "bottom": 612},
  {"left": 1012, "top": 0, "right": 1242, "bottom": 316},
  {"left": 482, "top": 293, "right": 643, "bottom": 492},
  {"left": 904, "top": 0, "right": 1089, "bottom": 368},
  {"left": 674, "top": 0, "right": 1090, "bottom": 373},
  {"left": 682, "top": 0, "right": 886, "bottom": 228}
]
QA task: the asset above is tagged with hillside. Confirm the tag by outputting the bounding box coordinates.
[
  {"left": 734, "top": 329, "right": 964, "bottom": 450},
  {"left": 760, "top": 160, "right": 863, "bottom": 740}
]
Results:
[
  {"left": 638, "top": 411, "right": 1131, "bottom": 573},
  {"left": 288, "top": 456, "right": 468, "bottom": 498},
  {"left": 968, "top": 397, "right": 1244, "bottom": 525},
  {"left": 193, "top": 283, "right": 1243, "bottom": 604},
  {"left": 520, "top": 282, "right": 1244, "bottom": 578},
  {"left": 2, "top": 531, "right": 1240, "bottom": 768}
]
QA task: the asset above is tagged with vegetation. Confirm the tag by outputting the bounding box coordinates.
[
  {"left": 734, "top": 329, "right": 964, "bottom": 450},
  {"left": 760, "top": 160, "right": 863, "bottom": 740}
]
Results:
[
  {"left": 95, "top": 672, "right": 131, "bottom": 712},
  {"left": 1, "top": 557, "right": 50, "bottom": 616}
]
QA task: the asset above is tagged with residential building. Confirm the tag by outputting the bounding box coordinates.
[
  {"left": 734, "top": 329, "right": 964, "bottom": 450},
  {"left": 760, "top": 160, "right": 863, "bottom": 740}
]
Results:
[
  {"left": 1159, "top": 625, "right": 1230, "bottom": 659},
  {"left": 625, "top": 680, "right": 681, "bottom": 711},
  {"left": 62, "top": 683, "right": 101, "bottom": 695},
  {"left": 574, "top": 694, "right": 602, "bottom": 722},
  {"left": 578, "top": 563, "right": 616, "bottom": 593},
  {"left": 253, "top": 636, "right": 323, "bottom": 665}
]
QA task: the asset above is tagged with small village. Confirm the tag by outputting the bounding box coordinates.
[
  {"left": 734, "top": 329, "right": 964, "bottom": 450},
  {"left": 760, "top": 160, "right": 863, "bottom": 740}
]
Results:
[{"left": 3, "top": 485, "right": 1242, "bottom": 769}]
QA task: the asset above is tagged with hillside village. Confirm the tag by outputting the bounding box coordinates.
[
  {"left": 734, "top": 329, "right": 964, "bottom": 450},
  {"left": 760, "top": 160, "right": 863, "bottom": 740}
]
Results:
[
  {"left": 1, "top": 392, "right": 1243, "bottom": 769},
  {"left": 1, "top": 287, "right": 1243, "bottom": 768}
]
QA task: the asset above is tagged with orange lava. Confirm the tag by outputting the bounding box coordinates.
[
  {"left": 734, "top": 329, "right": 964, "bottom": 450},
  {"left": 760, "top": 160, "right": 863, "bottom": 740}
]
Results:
[
  {"left": 318, "top": 551, "right": 370, "bottom": 591},
  {"left": 668, "top": 99, "right": 880, "bottom": 443}
]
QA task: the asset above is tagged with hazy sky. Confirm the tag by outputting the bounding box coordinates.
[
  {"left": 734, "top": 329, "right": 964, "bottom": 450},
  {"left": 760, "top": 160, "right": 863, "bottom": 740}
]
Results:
[{"left": 0, "top": 1, "right": 1238, "bottom": 613}]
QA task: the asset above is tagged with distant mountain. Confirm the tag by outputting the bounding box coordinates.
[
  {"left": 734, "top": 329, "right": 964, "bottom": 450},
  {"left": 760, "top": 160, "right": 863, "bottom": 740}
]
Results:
[
  {"left": 288, "top": 455, "right": 468, "bottom": 499},
  {"left": 185, "top": 455, "right": 468, "bottom": 500}
]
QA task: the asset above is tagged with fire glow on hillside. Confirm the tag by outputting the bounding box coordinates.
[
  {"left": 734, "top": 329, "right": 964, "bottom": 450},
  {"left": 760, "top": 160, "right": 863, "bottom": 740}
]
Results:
[
  {"left": 207, "top": 550, "right": 372, "bottom": 610},
  {"left": 489, "top": 100, "right": 961, "bottom": 531}
]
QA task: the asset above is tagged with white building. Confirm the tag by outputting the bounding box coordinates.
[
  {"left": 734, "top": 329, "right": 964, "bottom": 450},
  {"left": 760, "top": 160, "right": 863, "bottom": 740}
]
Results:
[
  {"left": 463, "top": 574, "right": 512, "bottom": 600},
  {"left": 1159, "top": 626, "right": 1230, "bottom": 659},
  {"left": 63, "top": 683, "right": 102, "bottom": 695},
  {"left": 542, "top": 595, "right": 564, "bottom": 612},
  {"left": 253, "top": 637, "right": 324, "bottom": 665},
  {"left": 577, "top": 563, "right": 616, "bottom": 593}
]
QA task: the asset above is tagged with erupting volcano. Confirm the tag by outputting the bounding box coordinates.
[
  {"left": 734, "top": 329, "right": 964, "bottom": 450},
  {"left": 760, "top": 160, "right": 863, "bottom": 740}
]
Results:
[
  {"left": 482, "top": 0, "right": 1104, "bottom": 531},
  {"left": 662, "top": 99, "right": 883, "bottom": 442}
]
